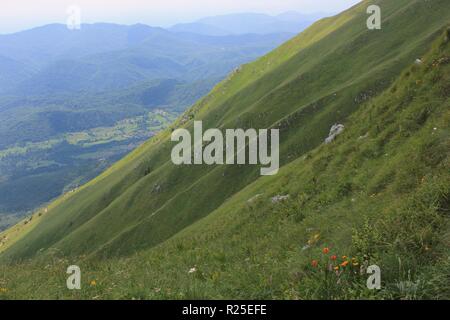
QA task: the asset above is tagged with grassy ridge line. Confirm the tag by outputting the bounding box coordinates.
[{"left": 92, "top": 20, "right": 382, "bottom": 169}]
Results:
[
  {"left": 0, "top": 3, "right": 364, "bottom": 258},
  {"left": 1, "top": 0, "right": 449, "bottom": 261},
  {"left": 85, "top": 29, "right": 449, "bottom": 299},
  {"left": 0, "top": 0, "right": 432, "bottom": 258},
  {"left": 83, "top": 0, "right": 450, "bottom": 258},
  {"left": 1, "top": 28, "right": 448, "bottom": 299}
]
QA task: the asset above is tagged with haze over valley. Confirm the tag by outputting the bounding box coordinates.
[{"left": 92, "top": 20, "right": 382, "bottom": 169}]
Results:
[{"left": 0, "top": 12, "right": 324, "bottom": 228}]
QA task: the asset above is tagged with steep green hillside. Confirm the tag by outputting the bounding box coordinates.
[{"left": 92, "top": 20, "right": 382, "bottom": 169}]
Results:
[
  {"left": 0, "top": 23, "right": 292, "bottom": 225},
  {"left": 0, "top": 0, "right": 448, "bottom": 264},
  {"left": 0, "top": 22, "right": 448, "bottom": 300}
]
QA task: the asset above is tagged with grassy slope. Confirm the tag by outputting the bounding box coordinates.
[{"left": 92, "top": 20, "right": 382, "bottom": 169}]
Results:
[
  {"left": 1, "top": 27, "right": 448, "bottom": 299},
  {"left": 0, "top": 0, "right": 449, "bottom": 262}
]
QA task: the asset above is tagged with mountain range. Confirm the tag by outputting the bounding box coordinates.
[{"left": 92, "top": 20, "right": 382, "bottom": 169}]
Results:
[
  {"left": 0, "top": 17, "right": 299, "bottom": 224},
  {"left": 169, "top": 12, "right": 327, "bottom": 36},
  {"left": 0, "top": 23, "right": 295, "bottom": 95}
]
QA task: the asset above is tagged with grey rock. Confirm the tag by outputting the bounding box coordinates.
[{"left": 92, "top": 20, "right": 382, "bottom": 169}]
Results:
[
  {"left": 325, "top": 124, "right": 345, "bottom": 144},
  {"left": 271, "top": 194, "right": 290, "bottom": 203}
]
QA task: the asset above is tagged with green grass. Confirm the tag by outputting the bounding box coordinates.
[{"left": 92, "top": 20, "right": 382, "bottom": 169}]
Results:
[{"left": 0, "top": 0, "right": 449, "bottom": 300}]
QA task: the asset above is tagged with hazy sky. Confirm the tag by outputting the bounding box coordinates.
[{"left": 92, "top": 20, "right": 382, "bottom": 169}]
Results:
[{"left": 0, "top": 0, "right": 361, "bottom": 34}]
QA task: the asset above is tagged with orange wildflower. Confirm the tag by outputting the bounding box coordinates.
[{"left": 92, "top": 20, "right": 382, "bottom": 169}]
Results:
[
  {"left": 340, "top": 261, "right": 349, "bottom": 267},
  {"left": 330, "top": 255, "right": 337, "bottom": 261},
  {"left": 311, "top": 260, "right": 319, "bottom": 268},
  {"left": 322, "top": 247, "right": 330, "bottom": 254}
]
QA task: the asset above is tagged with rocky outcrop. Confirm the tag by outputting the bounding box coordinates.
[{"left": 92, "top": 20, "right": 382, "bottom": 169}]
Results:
[
  {"left": 325, "top": 124, "right": 345, "bottom": 144},
  {"left": 271, "top": 195, "right": 290, "bottom": 204}
]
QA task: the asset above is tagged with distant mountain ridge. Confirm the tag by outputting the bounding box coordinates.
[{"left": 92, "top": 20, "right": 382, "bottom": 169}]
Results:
[
  {"left": 170, "top": 11, "right": 327, "bottom": 36},
  {"left": 0, "top": 22, "right": 294, "bottom": 95}
]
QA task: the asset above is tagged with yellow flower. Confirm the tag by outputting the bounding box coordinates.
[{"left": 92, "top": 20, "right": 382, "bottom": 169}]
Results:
[
  {"left": 90, "top": 280, "right": 97, "bottom": 286},
  {"left": 334, "top": 266, "right": 339, "bottom": 271},
  {"left": 0, "top": 288, "right": 7, "bottom": 293},
  {"left": 308, "top": 234, "right": 320, "bottom": 245},
  {"left": 342, "top": 256, "right": 348, "bottom": 260}
]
